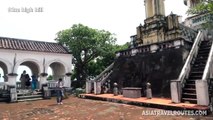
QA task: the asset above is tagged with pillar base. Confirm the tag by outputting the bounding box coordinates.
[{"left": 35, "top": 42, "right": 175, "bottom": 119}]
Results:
[
  {"left": 170, "top": 80, "right": 181, "bottom": 103},
  {"left": 196, "top": 80, "right": 209, "bottom": 106},
  {"left": 64, "top": 76, "right": 71, "bottom": 88},
  {"left": 7, "top": 73, "right": 18, "bottom": 87},
  {"left": 39, "top": 75, "right": 48, "bottom": 89}
]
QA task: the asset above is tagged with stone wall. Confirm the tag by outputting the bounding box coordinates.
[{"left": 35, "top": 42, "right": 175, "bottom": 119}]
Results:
[{"left": 110, "top": 46, "right": 191, "bottom": 98}]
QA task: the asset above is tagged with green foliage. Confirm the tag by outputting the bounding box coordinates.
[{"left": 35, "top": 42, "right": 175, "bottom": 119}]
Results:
[
  {"left": 187, "top": 0, "right": 213, "bottom": 15},
  {"left": 73, "top": 88, "right": 85, "bottom": 97},
  {"left": 187, "top": 0, "right": 213, "bottom": 29},
  {"left": 88, "top": 43, "right": 129, "bottom": 78},
  {"left": 47, "top": 75, "right": 53, "bottom": 81},
  {"left": 56, "top": 24, "right": 117, "bottom": 87}
]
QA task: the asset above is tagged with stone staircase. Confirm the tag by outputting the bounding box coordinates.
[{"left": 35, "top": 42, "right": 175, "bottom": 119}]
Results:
[
  {"left": 0, "top": 83, "right": 10, "bottom": 102},
  {"left": 17, "top": 89, "right": 43, "bottom": 102},
  {"left": 182, "top": 40, "right": 212, "bottom": 104},
  {"left": 0, "top": 91, "right": 10, "bottom": 102},
  {"left": 86, "top": 63, "right": 114, "bottom": 94}
]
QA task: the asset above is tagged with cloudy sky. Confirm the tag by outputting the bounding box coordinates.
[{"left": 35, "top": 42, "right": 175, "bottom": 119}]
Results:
[
  {"left": 0, "top": 0, "right": 188, "bottom": 45},
  {"left": 0, "top": 0, "right": 189, "bottom": 81}
]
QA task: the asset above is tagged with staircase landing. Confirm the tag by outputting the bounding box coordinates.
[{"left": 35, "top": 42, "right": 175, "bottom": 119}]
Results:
[{"left": 79, "top": 94, "right": 209, "bottom": 111}]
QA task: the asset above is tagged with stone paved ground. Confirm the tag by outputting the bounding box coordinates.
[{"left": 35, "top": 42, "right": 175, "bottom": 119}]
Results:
[{"left": 0, "top": 96, "right": 212, "bottom": 120}]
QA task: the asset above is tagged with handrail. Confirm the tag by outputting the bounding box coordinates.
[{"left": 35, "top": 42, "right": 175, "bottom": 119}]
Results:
[
  {"left": 100, "top": 71, "right": 113, "bottom": 84},
  {"left": 202, "top": 39, "right": 213, "bottom": 80},
  {"left": 0, "top": 82, "right": 8, "bottom": 90},
  {"left": 94, "top": 62, "right": 114, "bottom": 82},
  {"left": 178, "top": 31, "right": 203, "bottom": 84}
]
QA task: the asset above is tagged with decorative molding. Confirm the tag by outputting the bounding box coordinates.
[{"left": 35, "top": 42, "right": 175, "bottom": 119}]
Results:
[
  {"left": 40, "top": 73, "right": 48, "bottom": 77},
  {"left": 65, "top": 72, "right": 72, "bottom": 76},
  {"left": 7, "top": 73, "right": 18, "bottom": 76}
]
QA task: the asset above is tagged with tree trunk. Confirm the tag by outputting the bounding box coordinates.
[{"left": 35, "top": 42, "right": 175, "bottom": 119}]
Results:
[{"left": 75, "top": 64, "right": 87, "bottom": 88}]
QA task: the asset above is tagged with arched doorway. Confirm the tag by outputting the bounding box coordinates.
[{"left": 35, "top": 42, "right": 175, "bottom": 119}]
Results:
[
  {"left": 47, "top": 67, "right": 53, "bottom": 80},
  {"left": 17, "top": 61, "right": 40, "bottom": 89},
  {"left": 48, "top": 62, "right": 66, "bottom": 81},
  {"left": 0, "top": 61, "right": 8, "bottom": 82},
  {"left": 17, "top": 66, "right": 32, "bottom": 82}
]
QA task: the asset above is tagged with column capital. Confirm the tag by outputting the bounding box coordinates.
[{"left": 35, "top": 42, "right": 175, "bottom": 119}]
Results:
[
  {"left": 7, "top": 73, "right": 18, "bottom": 76},
  {"left": 40, "top": 73, "right": 48, "bottom": 77},
  {"left": 65, "top": 72, "right": 72, "bottom": 77}
]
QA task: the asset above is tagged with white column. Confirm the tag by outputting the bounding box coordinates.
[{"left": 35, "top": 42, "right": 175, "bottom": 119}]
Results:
[
  {"left": 170, "top": 80, "right": 181, "bottom": 103},
  {"left": 64, "top": 76, "right": 71, "bottom": 88},
  {"left": 7, "top": 75, "right": 18, "bottom": 87},
  {"left": 39, "top": 76, "right": 48, "bottom": 89},
  {"left": 94, "top": 82, "right": 101, "bottom": 94},
  {"left": 86, "top": 81, "right": 92, "bottom": 94},
  {"left": 196, "top": 80, "right": 209, "bottom": 106}
]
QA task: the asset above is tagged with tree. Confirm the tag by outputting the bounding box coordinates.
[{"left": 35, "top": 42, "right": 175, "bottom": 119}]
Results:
[
  {"left": 56, "top": 24, "right": 116, "bottom": 88},
  {"left": 87, "top": 42, "right": 129, "bottom": 78},
  {"left": 47, "top": 75, "right": 53, "bottom": 81},
  {"left": 187, "top": 0, "right": 213, "bottom": 14},
  {"left": 187, "top": 0, "right": 213, "bottom": 28}
]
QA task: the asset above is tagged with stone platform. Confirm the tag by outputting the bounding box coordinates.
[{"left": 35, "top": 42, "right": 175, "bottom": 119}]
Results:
[{"left": 79, "top": 94, "right": 209, "bottom": 111}]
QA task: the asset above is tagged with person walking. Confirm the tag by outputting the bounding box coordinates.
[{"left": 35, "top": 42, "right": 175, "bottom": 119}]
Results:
[{"left": 56, "top": 78, "right": 64, "bottom": 105}]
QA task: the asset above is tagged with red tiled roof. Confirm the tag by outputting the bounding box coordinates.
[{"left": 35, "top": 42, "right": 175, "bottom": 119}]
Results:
[{"left": 0, "top": 37, "right": 70, "bottom": 54}]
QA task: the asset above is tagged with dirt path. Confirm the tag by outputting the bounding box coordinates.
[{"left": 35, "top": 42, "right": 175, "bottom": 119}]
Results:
[{"left": 0, "top": 96, "right": 212, "bottom": 120}]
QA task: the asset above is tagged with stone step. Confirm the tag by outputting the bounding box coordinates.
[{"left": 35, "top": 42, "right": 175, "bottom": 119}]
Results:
[
  {"left": 182, "top": 98, "right": 197, "bottom": 104},
  {"left": 17, "top": 97, "right": 43, "bottom": 102},
  {"left": 0, "top": 97, "right": 9, "bottom": 102},
  {"left": 182, "top": 93, "right": 197, "bottom": 96},
  {"left": 189, "top": 74, "right": 202, "bottom": 77},
  {"left": 186, "top": 80, "right": 196, "bottom": 84},
  {"left": 197, "top": 53, "right": 209, "bottom": 56},
  {"left": 191, "top": 67, "right": 205, "bottom": 71},
  {"left": 195, "top": 57, "right": 208, "bottom": 61},
  {"left": 190, "top": 71, "right": 203, "bottom": 74},
  {"left": 185, "top": 84, "right": 196, "bottom": 88},
  {"left": 182, "top": 94, "right": 197, "bottom": 99},
  {"left": 199, "top": 47, "right": 211, "bottom": 50},
  {"left": 17, "top": 91, "right": 42, "bottom": 96},
  {"left": 188, "top": 76, "right": 202, "bottom": 80},
  {"left": 17, "top": 94, "right": 43, "bottom": 99},
  {"left": 183, "top": 88, "right": 196, "bottom": 93},
  {"left": 198, "top": 50, "right": 210, "bottom": 54}
]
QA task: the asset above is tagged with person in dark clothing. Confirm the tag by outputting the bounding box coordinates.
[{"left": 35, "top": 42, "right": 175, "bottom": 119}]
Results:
[
  {"left": 25, "top": 74, "right": 31, "bottom": 89},
  {"left": 56, "top": 78, "right": 64, "bottom": 105},
  {"left": 20, "top": 70, "right": 30, "bottom": 89}
]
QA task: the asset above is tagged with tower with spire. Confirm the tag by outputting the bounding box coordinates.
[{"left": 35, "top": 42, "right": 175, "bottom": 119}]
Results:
[{"left": 133, "top": 0, "right": 196, "bottom": 47}]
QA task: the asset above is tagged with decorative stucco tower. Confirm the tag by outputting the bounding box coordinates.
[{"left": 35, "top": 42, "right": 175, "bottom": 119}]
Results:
[
  {"left": 134, "top": 0, "right": 195, "bottom": 46},
  {"left": 145, "top": 0, "right": 165, "bottom": 18}
]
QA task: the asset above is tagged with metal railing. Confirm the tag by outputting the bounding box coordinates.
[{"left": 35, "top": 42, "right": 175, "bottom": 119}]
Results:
[
  {"left": 0, "top": 82, "right": 8, "bottom": 91},
  {"left": 47, "top": 80, "right": 58, "bottom": 89}
]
